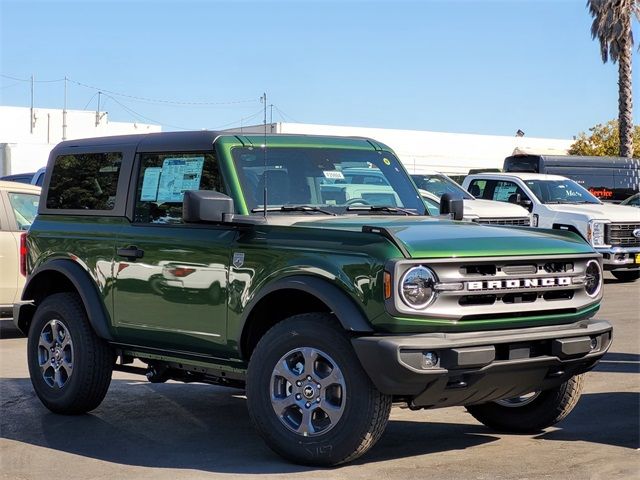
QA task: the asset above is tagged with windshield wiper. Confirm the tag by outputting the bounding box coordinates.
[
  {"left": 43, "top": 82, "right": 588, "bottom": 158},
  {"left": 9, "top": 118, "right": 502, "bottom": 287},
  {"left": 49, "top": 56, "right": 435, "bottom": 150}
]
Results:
[
  {"left": 346, "top": 205, "right": 419, "bottom": 216},
  {"left": 250, "top": 205, "right": 337, "bottom": 215}
]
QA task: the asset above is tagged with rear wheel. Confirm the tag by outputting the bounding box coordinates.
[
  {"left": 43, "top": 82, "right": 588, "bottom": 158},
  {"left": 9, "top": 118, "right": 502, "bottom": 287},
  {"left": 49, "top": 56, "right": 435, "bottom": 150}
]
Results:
[
  {"left": 246, "top": 313, "right": 391, "bottom": 466},
  {"left": 611, "top": 270, "right": 640, "bottom": 282},
  {"left": 27, "top": 292, "right": 114, "bottom": 414},
  {"left": 466, "top": 375, "right": 584, "bottom": 433}
]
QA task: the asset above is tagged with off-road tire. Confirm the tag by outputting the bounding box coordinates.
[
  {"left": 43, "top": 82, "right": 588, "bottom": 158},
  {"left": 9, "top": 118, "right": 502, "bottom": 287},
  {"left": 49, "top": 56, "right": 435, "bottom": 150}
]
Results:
[
  {"left": 611, "top": 270, "right": 640, "bottom": 282},
  {"left": 466, "top": 374, "right": 585, "bottom": 433},
  {"left": 27, "top": 292, "right": 114, "bottom": 414},
  {"left": 246, "top": 313, "right": 392, "bottom": 466}
]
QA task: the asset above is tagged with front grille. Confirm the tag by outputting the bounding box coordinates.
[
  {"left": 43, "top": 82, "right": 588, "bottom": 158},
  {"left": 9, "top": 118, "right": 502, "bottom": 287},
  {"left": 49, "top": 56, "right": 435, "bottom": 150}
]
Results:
[
  {"left": 391, "top": 254, "right": 599, "bottom": 321},
  {"left": 606, "top": 223, "right": 640, "bottom": 247},
  {"left": 474, "top": 217, "right": 530, "bottom": 226}
]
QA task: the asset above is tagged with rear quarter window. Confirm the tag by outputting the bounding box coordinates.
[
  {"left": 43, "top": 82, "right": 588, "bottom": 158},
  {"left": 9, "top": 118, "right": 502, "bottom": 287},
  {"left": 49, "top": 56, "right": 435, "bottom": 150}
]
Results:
[{"left": 46, "top": 153, "right": 122, "bottom": 210}]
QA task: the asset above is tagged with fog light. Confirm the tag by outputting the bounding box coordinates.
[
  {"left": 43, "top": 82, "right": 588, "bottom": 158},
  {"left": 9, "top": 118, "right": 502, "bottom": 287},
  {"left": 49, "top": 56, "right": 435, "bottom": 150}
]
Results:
[
  {"left": 422, "top": 352, "right": 439, "bottom": 368},
  {"left": 590, "top": 337, "right": 598, "bottom": 350}
]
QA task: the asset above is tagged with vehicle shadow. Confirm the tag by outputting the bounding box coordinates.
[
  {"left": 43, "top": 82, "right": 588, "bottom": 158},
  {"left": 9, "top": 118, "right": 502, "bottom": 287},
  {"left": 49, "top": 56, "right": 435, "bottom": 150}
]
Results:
[
  {"left": 0, "top": 319, "right": 24, "bottom": 339},
  {"left": 593, "top": 352, "right": 640, "bottom": 374},
  {"left": 1, "top": 378, "right": 638, "bottom": 473}
]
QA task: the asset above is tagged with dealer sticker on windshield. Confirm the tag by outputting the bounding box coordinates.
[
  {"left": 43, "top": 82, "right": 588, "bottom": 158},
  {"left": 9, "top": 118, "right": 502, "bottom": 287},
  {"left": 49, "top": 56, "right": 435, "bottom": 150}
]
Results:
[{"left": 323, "top": 170, "right": 345, "bottom": 180}]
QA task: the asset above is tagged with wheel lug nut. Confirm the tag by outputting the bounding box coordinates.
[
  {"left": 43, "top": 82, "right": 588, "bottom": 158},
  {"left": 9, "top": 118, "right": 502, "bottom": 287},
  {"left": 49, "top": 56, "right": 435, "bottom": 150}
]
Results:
[
  {"left": 316, "top": 397, "right": 321, "bottom": 403},
  {"left": 306, "top": 375, "right": 312, "bottom": 381},
  {"left": 305, "top": 402, "right": 311, "bottom": 408},
  {"left": 316, "top": 384, "right": 321, "bottom": 389},
  {"left": 295, "top": 394, "right": 301, "bottom": 400},
  {"left": 296, "top": 381, "right": 302, "bottom": 387}
]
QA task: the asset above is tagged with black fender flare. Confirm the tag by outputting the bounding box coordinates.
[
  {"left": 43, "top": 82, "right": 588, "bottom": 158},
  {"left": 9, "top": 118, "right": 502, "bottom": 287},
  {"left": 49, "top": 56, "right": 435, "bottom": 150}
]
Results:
[
  {"left": 17, "top": 259, "right": 114, "bottom": 340},
  {"left": 241, "top": 275, "right": 374, "bottom": 333}
]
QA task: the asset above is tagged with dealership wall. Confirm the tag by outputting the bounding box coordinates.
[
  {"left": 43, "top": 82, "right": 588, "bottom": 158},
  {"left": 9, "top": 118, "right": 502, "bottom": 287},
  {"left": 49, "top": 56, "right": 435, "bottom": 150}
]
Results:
[
  {"left": 227, "top": 122, "right": 574, "bottom": 175},
  {"left": 0, "top": 106, "right": 161, "bottom": 176}
]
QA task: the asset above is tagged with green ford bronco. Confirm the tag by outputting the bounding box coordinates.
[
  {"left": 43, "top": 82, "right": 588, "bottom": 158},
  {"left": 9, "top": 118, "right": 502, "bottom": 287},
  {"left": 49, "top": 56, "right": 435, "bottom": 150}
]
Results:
[{"left": 15, "top": 131, "right": 612, "bottom": 466}]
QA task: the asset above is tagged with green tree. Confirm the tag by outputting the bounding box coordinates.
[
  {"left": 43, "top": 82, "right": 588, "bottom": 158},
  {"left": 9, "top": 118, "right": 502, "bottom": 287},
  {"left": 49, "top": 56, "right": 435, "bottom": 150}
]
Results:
[
  {"left": 587, "top": 0, "right": 639, "bottom": 158},
  {"left": 569, "top": 120, "right": 640, "bottom": 157}
]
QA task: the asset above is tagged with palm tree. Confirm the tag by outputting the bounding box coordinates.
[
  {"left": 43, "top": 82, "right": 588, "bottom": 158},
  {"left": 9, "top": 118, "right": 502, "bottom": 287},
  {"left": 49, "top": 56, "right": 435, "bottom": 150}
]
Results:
[{"left": 587, "top": 0, "right": 639, "bottom": 158}]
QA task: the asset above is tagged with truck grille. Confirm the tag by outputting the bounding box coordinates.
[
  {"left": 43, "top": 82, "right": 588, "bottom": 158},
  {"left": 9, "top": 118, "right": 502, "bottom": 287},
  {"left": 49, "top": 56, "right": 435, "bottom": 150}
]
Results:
[
  {"left": 606, "top": 223, "right": 640, "bottom": 247},
  {"left": 390, "top": 254, "right": 600, "bottom": 321},
  {"left": 473, "top": 217, "right": 530, "bottom": 226}
]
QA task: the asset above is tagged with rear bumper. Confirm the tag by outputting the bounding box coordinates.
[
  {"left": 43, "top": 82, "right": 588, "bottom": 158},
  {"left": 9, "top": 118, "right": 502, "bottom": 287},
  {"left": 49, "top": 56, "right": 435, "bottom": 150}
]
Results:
[{"left": 351, "top": 318, "right": 612, "bottom": 408}]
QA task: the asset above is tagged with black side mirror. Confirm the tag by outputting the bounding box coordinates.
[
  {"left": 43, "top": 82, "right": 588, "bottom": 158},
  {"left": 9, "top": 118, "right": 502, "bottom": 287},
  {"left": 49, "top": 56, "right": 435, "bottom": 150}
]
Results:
[
  {"left": 440, "top": 193, "right": 465, "bottom": 221},
  {"left": 516, "top": 193, "right": 533, "bottom": 211},
  {"left": 183, "top": 190, "right": 234, "bottom": 223}
]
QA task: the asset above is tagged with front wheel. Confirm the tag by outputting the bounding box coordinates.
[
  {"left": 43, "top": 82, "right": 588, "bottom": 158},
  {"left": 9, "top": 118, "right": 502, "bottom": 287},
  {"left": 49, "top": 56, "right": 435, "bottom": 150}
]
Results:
[
  {"left": 27, "top": 292, "right": 114, "bottom": 414},
  {"left": 246, "top": 313, "right": 392, "bottom": 466},
  {"left": 611, "top": 270, "right": 640, "bottom": 282},
  {"left": 466, "top": 375, "right": 584, "bottom": 433}
]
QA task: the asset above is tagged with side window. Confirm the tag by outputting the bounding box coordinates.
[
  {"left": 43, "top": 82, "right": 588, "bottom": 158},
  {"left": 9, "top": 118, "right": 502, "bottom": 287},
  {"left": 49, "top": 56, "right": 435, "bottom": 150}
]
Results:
[
  {"left": 467, "top": 180, "right": 486, "bottom": 198},
  {"left": 8, "top": 193, "right": 39, "bottom": 230},
  {"left": 134, "top": 152, "right": 225, "bottom": 224},
  {"left": 493, "top": 181, "right": 521, "bottom": 202},
  {"left": 46, "top": 153, "right": 122, "bottom": 210}
]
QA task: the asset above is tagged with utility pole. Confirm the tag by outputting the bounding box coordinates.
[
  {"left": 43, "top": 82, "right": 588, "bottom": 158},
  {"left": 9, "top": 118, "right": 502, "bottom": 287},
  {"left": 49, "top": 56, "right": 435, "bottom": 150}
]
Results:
[
  {"left": 62, "top": 76, "right": 68, "bottom": 140},
  {"left": 95, "top": 91, "right": 101, "bottom": 126},
  {"left": 30, "top": 75, "right": 35, "bottom": 133}
]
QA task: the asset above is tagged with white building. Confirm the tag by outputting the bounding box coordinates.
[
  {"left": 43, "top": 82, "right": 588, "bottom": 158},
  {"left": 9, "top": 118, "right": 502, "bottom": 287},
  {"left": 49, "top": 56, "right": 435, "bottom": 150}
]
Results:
[
  {"left": 226, "top": 122, "right": 574, "bottom": 176},
  {"left": 0, "top": 105, "right": 161, "bottom": 176}
]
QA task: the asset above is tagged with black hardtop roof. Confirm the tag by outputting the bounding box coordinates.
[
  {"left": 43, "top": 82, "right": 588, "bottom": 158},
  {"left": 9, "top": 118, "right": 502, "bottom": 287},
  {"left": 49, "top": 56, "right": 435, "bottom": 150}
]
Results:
[
  {"left": 506, "top": 154, "right": 637, "bottom": 168},
  {"left": 51, "top": 130, "right": 387, "bottom": 154},
  {"left": 53, "top": 130, "right": 225, "bottom": 151}
]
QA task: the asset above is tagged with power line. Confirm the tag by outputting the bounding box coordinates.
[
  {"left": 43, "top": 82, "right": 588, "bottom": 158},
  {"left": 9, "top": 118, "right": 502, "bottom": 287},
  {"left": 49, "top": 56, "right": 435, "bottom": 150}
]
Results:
[
  {"left": 273, "top": 105, "right": 301, "bottom": 123},
  {"left": 0, "top": 73, "right": 64, "bottom": 83},
  {"left": 101, "top": 94, "right": 193, "bottom": 131},
  {"left": 68, "top": 78, "right": 258, "bottom": 107}
]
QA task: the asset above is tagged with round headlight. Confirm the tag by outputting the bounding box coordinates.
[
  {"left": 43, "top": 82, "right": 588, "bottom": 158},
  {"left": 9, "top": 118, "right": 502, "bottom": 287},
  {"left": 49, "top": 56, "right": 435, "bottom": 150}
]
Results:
[
  {"left": 584, "top": 260, "right": 602, "bottom": 298},
  {"left": 400, "top": 266, "right": 437, "bottom": 309}
]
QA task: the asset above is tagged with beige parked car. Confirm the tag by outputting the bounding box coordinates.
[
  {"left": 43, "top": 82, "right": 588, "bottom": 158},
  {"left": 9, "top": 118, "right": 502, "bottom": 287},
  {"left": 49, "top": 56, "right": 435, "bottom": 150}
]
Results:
[{"left": 0, "top": 180, "right": 40, "bottom": 318}]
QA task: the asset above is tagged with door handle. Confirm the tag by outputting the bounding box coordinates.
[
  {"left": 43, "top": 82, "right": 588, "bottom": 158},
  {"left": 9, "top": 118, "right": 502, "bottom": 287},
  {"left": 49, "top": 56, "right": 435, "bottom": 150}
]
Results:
[{"left": 117, "top": 246, "right": 144, "bottom": 260}]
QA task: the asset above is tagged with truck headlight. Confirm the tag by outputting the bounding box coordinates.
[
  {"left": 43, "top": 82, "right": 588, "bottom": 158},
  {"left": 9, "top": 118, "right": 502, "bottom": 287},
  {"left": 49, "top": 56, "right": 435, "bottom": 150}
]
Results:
[
  {"left": 584, "top": 260, "right": 602, "bottom": 297},
  {"left": 587, "top": 220, "right": 607, "bottom": 247},
  {"left": 400, "top": 266, "right": 437, "bottom": 308}
]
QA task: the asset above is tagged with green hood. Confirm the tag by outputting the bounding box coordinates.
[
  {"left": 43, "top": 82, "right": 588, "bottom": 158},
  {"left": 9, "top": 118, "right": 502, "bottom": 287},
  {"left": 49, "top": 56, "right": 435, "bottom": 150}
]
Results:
[{"left": 292, "top": 216, "right": 594, "bottom": 258}]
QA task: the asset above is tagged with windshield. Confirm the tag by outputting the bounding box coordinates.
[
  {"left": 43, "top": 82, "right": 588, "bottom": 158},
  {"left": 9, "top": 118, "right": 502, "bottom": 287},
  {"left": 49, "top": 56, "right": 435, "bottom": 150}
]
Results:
[
  {"left": 232, "top": 147, "right": 426, "bottom": 214},
  {"left": 525, "top": 179, "right": 601, "bottom": 204},
  {"left": 411, "top": 174, "right": 473, "bottom": 200}
]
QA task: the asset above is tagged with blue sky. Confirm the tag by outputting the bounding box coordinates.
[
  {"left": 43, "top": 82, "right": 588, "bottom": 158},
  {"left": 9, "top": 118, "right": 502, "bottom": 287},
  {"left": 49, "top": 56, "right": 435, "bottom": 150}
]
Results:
[{"left": 1, "top": 0, "right": 638, "bottom": 138}]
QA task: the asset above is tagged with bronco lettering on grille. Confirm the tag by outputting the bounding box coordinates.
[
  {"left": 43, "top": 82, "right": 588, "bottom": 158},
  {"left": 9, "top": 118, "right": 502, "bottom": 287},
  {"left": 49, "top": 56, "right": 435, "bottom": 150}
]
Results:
[{"left": 466, "top": 277, "right": 572, "bottom": 291}]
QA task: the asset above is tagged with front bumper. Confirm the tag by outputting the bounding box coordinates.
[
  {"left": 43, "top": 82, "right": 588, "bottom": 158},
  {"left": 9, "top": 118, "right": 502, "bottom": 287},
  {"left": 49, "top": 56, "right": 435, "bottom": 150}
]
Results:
[
  {"left": 352, "top": 318, "right": 612, "bottom": 408},
  {"left": 596, "top": 246, "right": 640, "bottom": 269}
]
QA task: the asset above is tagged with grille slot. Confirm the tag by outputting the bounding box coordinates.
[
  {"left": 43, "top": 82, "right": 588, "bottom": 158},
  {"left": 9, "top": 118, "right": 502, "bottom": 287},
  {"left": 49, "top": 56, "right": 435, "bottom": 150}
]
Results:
[
  {"left": 543, "top": 290, "right": 574, "bottom": 301},
  {"left": 461, "top": 265, "right": 497, "bottom": 276},
  {"left": 459, "top": 295, "right": 496, "bottom": 306},
  {"left": 502, "top": 264, "right": 537, "bottom": 275},
  {"left": 502, "top": 292, "right": 538, "bottom": 304},
  {"left": 606, "top": 223, "right": 640, "bottom": 247},
  {"left": 473, "top": 217, "right": 530, "bottom": 226}
]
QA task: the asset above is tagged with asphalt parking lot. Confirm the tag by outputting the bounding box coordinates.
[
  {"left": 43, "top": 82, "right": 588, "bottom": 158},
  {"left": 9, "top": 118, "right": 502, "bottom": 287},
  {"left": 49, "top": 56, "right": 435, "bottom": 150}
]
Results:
[{"left": 1, "top": 273, "right": 638, "bottom": 480}]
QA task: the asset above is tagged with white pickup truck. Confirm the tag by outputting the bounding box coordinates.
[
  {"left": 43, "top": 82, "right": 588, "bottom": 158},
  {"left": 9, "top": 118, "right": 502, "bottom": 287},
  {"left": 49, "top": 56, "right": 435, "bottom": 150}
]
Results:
[
  {"left": 411, "top": 172, "right": 531, "bottom": 226},
  {"left": 462, "top": 172, "right": 640, "bottom": 282}
]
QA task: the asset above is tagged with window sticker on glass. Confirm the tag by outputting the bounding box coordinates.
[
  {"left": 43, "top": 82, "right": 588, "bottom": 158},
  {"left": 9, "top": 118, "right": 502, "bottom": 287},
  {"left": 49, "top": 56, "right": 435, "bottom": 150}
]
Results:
[
  {"left": 157, "top": 157, "right": 205, "bottom": 202},
  {"left": 140, "top": 167, "right": 162, "bottom": 201},
  {"left": 323, "top": 170, "right": 345, "bottom": 180},
  {"left": 383, "top": 158, "right": 391, "bottom": 166}
]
